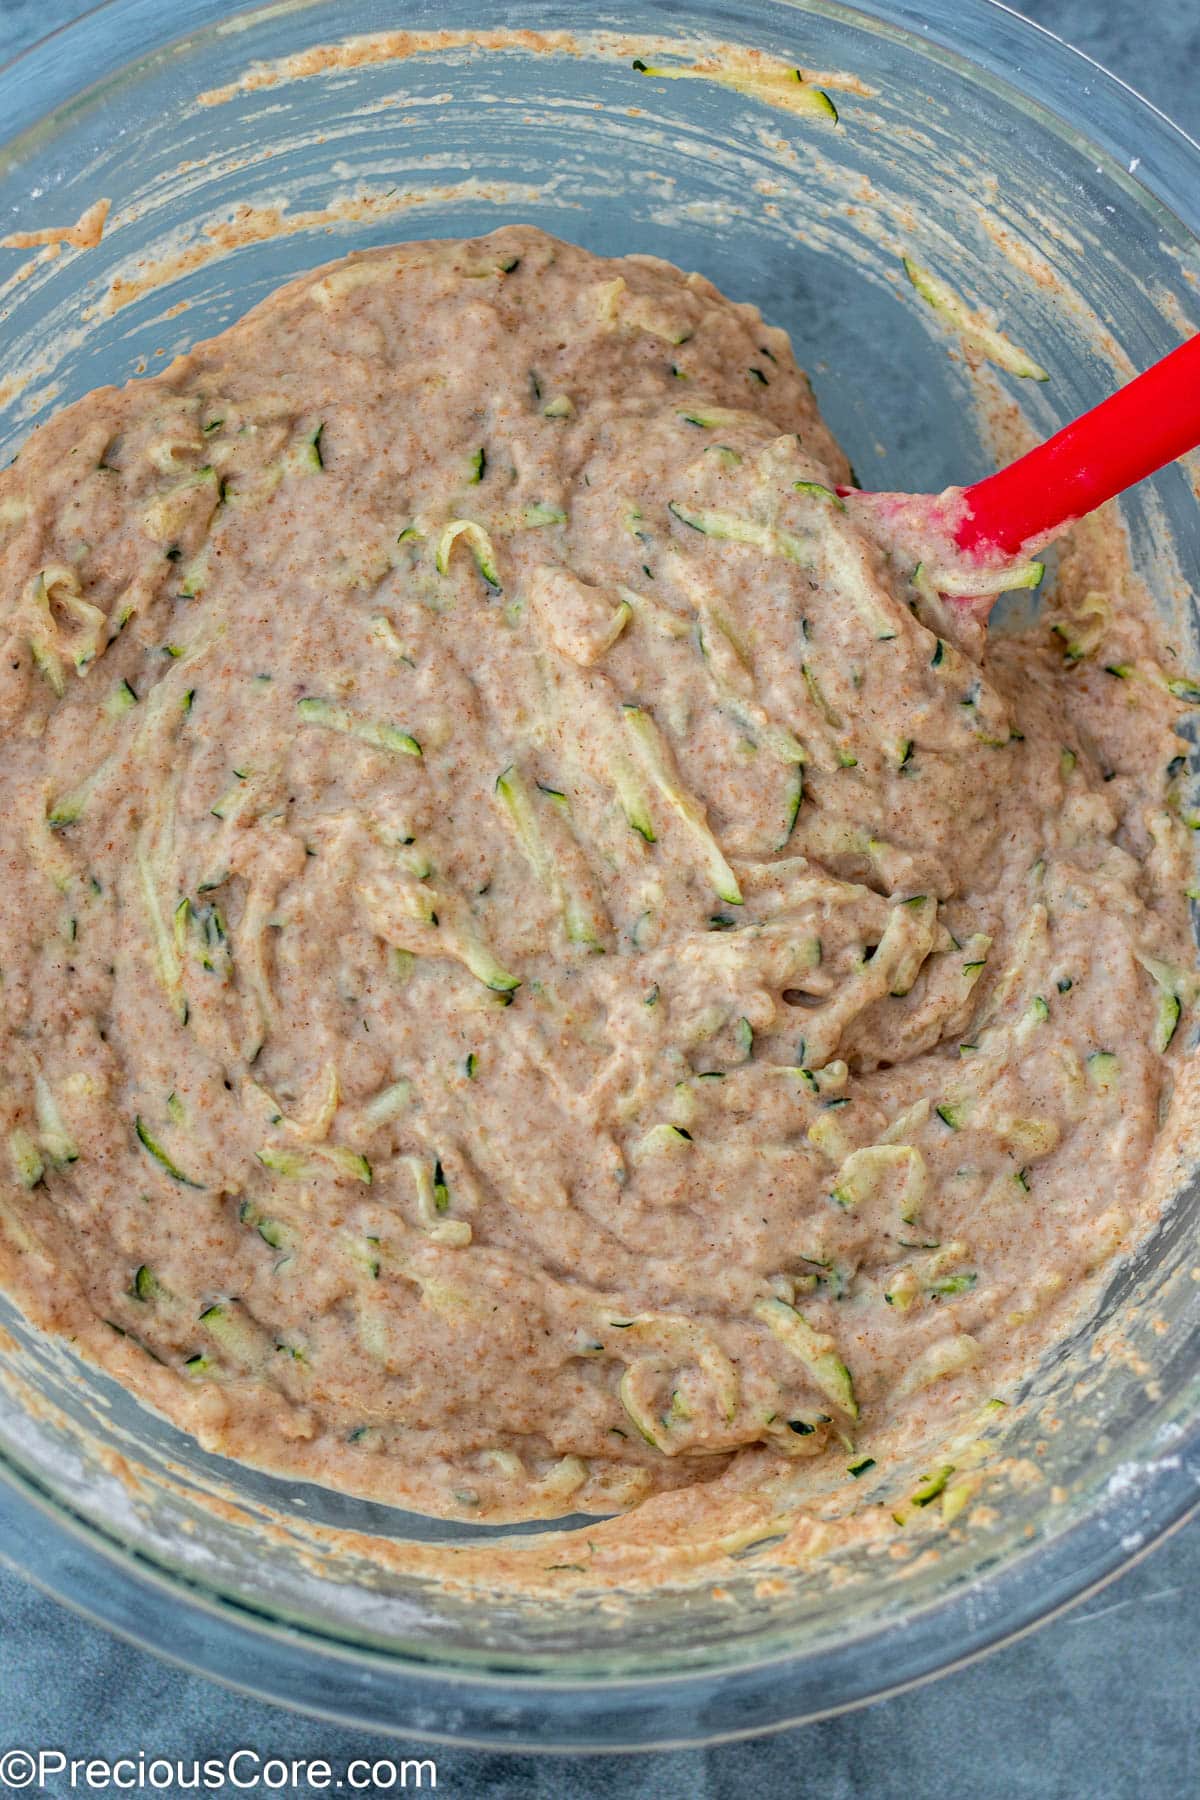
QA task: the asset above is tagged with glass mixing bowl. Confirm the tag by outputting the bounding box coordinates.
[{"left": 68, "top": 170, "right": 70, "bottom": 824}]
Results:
[{"left": 0, "top": 0, "right": 1198, "bottom": 1750}]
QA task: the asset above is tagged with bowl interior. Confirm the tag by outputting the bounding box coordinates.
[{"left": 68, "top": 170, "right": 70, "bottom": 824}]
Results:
[{"left": 0, "top": 0, "right": 1198, "bottom": 1747}]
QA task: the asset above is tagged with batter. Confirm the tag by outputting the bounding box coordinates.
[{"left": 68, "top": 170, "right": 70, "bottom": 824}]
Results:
[{"left": 0, "top": 226, "right": 1193, "bottom": 1524}]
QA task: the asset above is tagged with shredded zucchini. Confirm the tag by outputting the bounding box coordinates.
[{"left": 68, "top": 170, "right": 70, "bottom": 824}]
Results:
[
  {"left": 360, "top": 877, "right": 521, "bottom": 995},
  {"left": 899, "top": 1333, "right": 981, "bottom": 1395},
  {"left": 361, "top": 1080, "right": 412, "bottom": 1126},
  {"left": 199, "top": 1299, "right": 267, "bottom": 1365},
  {"left": 1135, "top": 953, "right": 1198, "bottom": 1052},
  {"left": 753, "top": 1296, "right": 857, "bottom": 1417},
  {"left": 622, "top": 705, "right": 742, "bottom": 904},
  {"left": 902, "top": 257, "right": 1049, "bottom": 381},
  {"left": 296, "top": 697, "right": 421, "bottom": 758},
  {"left": 435, "top": 519, "right": 501, "bottom": 588},
  {"left": 632, "top": 1121, "right": 693, "bottom": 1160},
  {"left": 831, "top": 1143, "right": 927, "bottom": 1224},
  {"left": 135, "top": 808, "right": 189, "bottom": 1025},
  {"left": 610, "top": 1313, "right": 738, "bottom": 1447},
  {"left": 1083, "top": 1052, "right": 1119, "bottom": 1102},
  {"left": 495, "top": 763, "right": 607, "bottom": 948},
  {"left": 668, "top": 501, "right": 812, "bottom": 567},
  {"left": 135, "top": 1115, "right": 204, "bottom": 1188},
  {"left": 405, "top": 1156, "right": 472, "bottom": 1246},
  {"left": 256, "top": 1143, "right": 371, "bottom": 1184},
  {"left": 631, "top": 57, "right": 838, "bottom": 123},
  {"left": 23, "top": 564, "right": 108, "bottom": 694},
  {"left": 9, "top": 1125, "right": 44, "bottom": 1189}
]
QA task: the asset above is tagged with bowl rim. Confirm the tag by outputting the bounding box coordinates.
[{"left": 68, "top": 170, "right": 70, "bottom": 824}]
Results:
[
  {"left": 1, "top": 0, "right": 1199, "bottom": 1749},
  {"left": 2, "top": 1416, "right": 1199, "bottom": 1750}
]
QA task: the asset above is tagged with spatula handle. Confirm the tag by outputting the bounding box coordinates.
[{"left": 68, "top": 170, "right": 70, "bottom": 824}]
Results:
[{"left": 956, "top": 332, "right": 1200, "bottom": 556}]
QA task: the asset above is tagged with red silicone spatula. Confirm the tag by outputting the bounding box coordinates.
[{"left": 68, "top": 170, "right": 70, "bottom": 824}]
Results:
[{"left": 843, "top": 331, "right": 1200, "bottom": 616}]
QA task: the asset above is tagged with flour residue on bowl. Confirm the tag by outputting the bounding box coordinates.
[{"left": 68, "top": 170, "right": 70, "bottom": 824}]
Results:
[
  {"left": 99, "top": 178, "right": 550, "bottom": 316},
  {"left": 194, "top": 27, "right": 873, "bottom": 117},
  {"left": 0, "top": 196, "right": 110, "bottom": 254}
]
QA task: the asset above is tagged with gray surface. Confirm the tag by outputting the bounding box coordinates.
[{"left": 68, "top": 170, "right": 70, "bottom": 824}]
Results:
[{"left": 0, "top": 0, "right": 1198, "bottom": 1792}]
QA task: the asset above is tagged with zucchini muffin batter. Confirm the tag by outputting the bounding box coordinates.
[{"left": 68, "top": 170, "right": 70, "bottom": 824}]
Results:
[{"left": 0, "top": 225, "right": 1194, "bottom": 1525}]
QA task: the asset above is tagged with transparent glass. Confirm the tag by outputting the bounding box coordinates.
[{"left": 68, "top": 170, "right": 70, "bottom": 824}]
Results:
[{"left": 0, "top": 0, "right": 1197, "bottom": 1750}]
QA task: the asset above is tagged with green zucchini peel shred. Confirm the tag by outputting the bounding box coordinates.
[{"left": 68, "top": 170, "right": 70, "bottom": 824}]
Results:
[
  {"left": 296, "top": 697, "right": 421, "bottom": 758},
  {"left": 621, "top": 704, "right": 742, "bottom": 904},
  {"left": 902, "top": 256, "right": 1049, "bottom": 381},
  {"left": 753, "top": 1295, "right": 857, "bottom": 1417},
  {"left": 435, "top": 518, "right": 501, "bottom": 588},
  {"left": 135, "top": 1115, "right": 205, "bottom": 1188}
]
